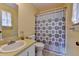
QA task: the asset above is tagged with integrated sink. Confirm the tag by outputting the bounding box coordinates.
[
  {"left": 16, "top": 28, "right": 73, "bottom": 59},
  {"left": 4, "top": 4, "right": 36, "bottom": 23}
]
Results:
[{"left": 0, "top": 40, "right": 26, "bottom": 52}]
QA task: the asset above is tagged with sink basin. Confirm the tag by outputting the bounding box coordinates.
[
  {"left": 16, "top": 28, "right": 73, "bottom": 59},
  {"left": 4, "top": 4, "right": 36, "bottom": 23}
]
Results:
[{"left": 0, "top": 40, "right": 26, "bottom": 52}]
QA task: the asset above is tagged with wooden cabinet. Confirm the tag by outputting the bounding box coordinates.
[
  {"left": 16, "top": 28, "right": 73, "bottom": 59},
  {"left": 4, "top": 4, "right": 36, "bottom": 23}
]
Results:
[{"left": 18, "top": 44, "right": 35, "bottom": 56}]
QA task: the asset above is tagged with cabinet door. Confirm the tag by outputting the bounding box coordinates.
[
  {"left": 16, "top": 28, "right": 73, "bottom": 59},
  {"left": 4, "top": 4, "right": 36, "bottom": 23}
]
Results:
[
  {"left": 18, "top": 44, "right": 35, "bottom": 56},
  {"left": 18, "top": 49, "right": 28, "bottom": 56},
  {"left": 28, "top": 44, "right": 35, "bottom": 56},
  {"left": 18, "top": 49, "right": 30, "bottom": 56}
]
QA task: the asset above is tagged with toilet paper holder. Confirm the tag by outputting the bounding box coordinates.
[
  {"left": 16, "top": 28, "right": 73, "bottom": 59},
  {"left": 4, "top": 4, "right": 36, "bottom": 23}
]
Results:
[{"left": 76, "top": 41, "right": 79, "bottom": 46}]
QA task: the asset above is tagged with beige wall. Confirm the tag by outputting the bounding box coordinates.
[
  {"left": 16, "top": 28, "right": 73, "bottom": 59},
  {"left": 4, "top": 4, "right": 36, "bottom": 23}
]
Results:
[
  {"left": 66, "top": 3, "right": 79, "bottom": 56},
  {"left": 18, "top": 4, "right": 38, "bottom": 38},
  {"left": 36, "top": 4, "right": 66, "bottom": 14}
]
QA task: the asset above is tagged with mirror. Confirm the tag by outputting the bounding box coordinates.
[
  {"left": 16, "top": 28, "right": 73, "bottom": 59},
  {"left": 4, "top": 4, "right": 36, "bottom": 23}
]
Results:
[
  {"left": 0, "top": 3, "right": 18, "bottom": 42},
  {"left": 70, "top": 3, "right": 79, "bottom": 31}
]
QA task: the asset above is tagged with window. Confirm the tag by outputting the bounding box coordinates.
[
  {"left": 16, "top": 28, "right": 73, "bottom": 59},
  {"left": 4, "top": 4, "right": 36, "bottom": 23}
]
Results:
[
  {"left": 2, "top": 11, "right": 12, "bottom": 27},
  {"left": 72, "top": 3, "right": 79, "bottom": 24}
]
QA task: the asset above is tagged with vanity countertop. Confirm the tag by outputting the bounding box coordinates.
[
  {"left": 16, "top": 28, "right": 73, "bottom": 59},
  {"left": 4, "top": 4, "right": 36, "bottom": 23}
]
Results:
[{"left": 0, "top": 39, "right": 36, "bottom": 56}]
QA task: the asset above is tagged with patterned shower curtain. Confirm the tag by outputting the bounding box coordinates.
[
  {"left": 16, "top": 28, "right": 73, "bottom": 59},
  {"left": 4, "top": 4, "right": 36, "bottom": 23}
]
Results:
[{"left": 35, "top": 9, "right": 66, "bottom": 55}]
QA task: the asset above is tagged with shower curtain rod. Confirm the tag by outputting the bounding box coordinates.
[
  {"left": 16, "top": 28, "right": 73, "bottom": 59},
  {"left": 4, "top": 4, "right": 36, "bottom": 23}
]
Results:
[{"left": 36, "top": 7, "right": 67, "bottom": 16}]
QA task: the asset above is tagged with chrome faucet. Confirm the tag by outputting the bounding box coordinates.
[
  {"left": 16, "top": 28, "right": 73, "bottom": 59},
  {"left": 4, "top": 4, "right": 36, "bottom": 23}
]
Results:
[{"left": 8, "top": 41, "right": 15, "bottom": 45}]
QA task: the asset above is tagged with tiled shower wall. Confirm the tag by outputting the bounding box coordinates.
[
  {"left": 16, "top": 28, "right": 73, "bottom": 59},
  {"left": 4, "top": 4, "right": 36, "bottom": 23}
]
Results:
[{"left": 35, "top": 9, "right": 66, "bottom": 55}]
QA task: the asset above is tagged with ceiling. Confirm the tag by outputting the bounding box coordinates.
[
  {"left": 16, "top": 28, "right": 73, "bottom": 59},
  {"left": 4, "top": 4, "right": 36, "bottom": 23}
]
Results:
[{"left": 32, "top": 3, "right": 65, "bottom": 11}]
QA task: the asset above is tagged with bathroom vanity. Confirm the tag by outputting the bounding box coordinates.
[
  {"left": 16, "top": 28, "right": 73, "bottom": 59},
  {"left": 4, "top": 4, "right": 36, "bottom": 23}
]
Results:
[{"left": 0, "top": 39, "right": 36, "bottom": 56}]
